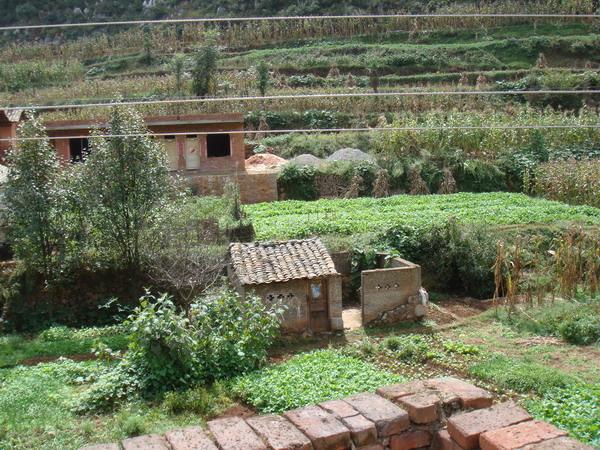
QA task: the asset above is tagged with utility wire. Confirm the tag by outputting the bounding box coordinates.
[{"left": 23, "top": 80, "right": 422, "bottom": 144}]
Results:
[
  {"left": 2, "top": 124, "right": 600, "bottom": 142},
  {"left": 5, "top": 89, "right": 600, "bottom": 112},
  {"left": 1, "top": 13, "right": 599, "bottom": 32}
]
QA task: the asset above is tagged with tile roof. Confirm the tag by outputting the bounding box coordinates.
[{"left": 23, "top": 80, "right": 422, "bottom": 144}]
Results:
[
  {"left": 229, "top": 238, "right": 338, "bottom": 285},
  {"left": 1, "top": 109, "right": 25, "bottom": 123}
]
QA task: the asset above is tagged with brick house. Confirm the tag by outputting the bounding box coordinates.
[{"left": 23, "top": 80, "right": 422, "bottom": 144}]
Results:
[
  {"left": 0, "top": 109, "right": 26, "bottom": 162},
  {"left": 0, "top": 111, "right": 279, "bottom": 203},
  {"left": 228, "top": 238, "right": 344, "bottom": 333},
  {"left": 44, "top": 113, "right": 246, "bottom": 173}
]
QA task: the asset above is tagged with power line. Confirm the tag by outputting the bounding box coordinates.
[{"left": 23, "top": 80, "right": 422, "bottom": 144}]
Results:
[
  {"left": 1, "top": 13, "right": 599, "bottom": 32},
  {"left": 6, "top": 89, "right": 600, "bottom": 112},
  {"left": 2, "top": 124, "right": 599, "bottom": 142}
]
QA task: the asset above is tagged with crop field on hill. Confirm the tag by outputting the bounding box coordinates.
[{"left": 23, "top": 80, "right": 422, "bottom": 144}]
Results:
[{"left": 247, "top": 192, "right": 600, "bottom": 240}]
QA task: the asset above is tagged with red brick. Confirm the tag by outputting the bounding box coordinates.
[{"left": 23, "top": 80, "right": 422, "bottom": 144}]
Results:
[
  {"left": 247, "top": 414, "right": 313, "bottom": 450},
  {"left": 480, "top": 420, "right": 567, "bottom": 450},
  {"left": 390, "top": 430, "right": 432, "bottom": 450},
  {"left": 122, "top": 434, "right": 170, "bottom": 450},
  {"left": 165, "top": 427, "right": 218, "bottom": 450},
  {"left": 320, "top": 399, "right": 359, "bottom": 419},
  {"left": 447, "top": 401, "right": 532, "bottom": 450},
  {"left": 397, "top": 391, "right": 441, "bottom": 424},
  {"left": 431, "top": 430, "right": 463, "bottom": 450},
  {"left": 517, "top": 436, "right": 596, "bottom": 450},
  {"left": 376, "top": 381, "right": 427, "bottom": 401},
  {"left": 341, "top": 414, "right": 377, "bottom": 446},
  {"left": 207, "top": 417, "right": 267, "bottom": 450},
  {"left": 425, "top": 377, "right": 493, "bottom": 409},
  {"left": 344, "top": 393, "right": 410, "bottom": 437},
  {"left": 284, "top": 405, "right": 351, "bottom": 450},
  {"left": 79, "top": 445, "right": 120, "bottom": 450}
]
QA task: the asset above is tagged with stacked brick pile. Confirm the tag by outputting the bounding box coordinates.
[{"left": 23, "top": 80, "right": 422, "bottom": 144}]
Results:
[{"left": 81, "top": 377, "right": 593, "bottom": 450}]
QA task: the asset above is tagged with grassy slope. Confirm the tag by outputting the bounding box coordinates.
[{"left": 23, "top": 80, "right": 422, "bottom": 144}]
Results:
[{"left": 246, "top": 192, "right": 600, "bottom": 240}]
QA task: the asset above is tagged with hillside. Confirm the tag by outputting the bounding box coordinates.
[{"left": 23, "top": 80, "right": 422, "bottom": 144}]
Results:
[{"left": 5, "top": 0, "right": 597, "bottom": 27}]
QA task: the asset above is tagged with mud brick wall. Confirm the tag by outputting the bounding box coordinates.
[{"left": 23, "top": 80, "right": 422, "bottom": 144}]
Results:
[
  {"left": 192, "top": 171, "right": 278, "bottom": 204},
  {"left": 361, "top": 257, "right": 424, "bottom": 326},
  {"left": 80, "top": 376, "right": 593, "bottom": 450}
]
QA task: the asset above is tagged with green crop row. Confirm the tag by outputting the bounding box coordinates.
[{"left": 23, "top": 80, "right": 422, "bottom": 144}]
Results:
[{"left": 246, "top": 192, "right": 600, "bottom": 240}]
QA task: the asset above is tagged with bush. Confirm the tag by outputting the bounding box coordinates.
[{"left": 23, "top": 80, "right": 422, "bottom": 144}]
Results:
[
  {"left": 232, "top": 349, "right": 403, "bottom": 414},
  {"left": 386, "top": 220, "right": 497, "bottom": 298},
  {"left": 278, "top": 164, "right": 318, "bottom": 200},
  {"left": 494, "top": 300, "right": 600, "bottom": 345},
  {"left": 558, "top": 312, "right": 600, "bottom": 345},
  {"left": 77, "top": 289, "right": 282, "bottom": 412}
]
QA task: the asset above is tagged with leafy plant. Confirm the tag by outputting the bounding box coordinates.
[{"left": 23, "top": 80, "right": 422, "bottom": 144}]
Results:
[
  {"left": 469, "top": 355, "right": 579, "bottom": 394},
  {"left": 247, "top": 192, "right": 600, "bottom": 241},
  {"left": 232, "top": 349, "right": 402, "bottom": 414},
  {"left": 77, "top": 289, "right": 282, "bottom": 412},
  {"left": 526, "top": 384, "right": 600, "bottom": 447}
]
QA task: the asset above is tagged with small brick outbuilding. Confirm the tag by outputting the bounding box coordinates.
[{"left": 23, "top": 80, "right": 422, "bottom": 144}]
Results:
[{"left": 228, "top": 238, "right": 343, "bottom": 333}]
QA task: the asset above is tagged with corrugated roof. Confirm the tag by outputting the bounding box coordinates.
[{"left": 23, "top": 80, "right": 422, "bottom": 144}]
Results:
[{"left": 229, "top": 238, "right": 338, "bottom": 285}]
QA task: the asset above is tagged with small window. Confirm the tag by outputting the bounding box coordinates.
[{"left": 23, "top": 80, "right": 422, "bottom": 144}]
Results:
[
  {"left": 164, "top": 135, "right": 176, "bottom": 140},
  {"left": 311, "top": 283, "right": 322, "bottom": 301},
  {"left": 206, "top": 133, "right": 231, "bottom": 158}
]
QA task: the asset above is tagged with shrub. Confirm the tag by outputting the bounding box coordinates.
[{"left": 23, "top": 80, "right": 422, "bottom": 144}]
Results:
[
  {"left": 493, "top": 300, "right": 600, "bottom": 345},
  {"left": 77, "top": 289, "right": 282, "bottom": 412},
  {"left": 232, "top": 349, "right": 402, "bottom": 414},
  {"left": 278, "top": 164, "right": 318, "bottom": 200},
  {"left": 387, "top": 220, "right": 497, "bottom": 298},
  {"left": 191, "top": 289, "right": 283, "bottom": 380},
  {"left": 557, "top": 312, "right": 600, "bottom": 345}
]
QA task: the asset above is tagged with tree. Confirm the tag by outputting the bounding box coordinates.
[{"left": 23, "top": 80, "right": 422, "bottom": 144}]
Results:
[
  {"left": 147, "top": 198, "right": 228, "bottom": 305},
  {"left": 171, "top": 53, "right": 186, "bottom": 96},
  {"left": 257, "top": 61, "right": 269, "bottom": 96},
  {"left": 191, "top": 32, "right": 219, "bottom": 98},
  {"left": 5, "top": 114, "right": 62, "bottom": 277},
  {"left": 84, "top": 106, "right": 173, "bottom": 271}
]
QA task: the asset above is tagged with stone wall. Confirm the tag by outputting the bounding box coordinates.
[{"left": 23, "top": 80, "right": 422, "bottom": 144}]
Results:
[
  {"left": 81, "top": 377, "right": 593, "bottom": 450},
  {"left": 361, "top": 257, "right": 423, "bottom": 326}
]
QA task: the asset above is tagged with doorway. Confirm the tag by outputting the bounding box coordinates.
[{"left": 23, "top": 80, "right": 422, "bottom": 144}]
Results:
[
  {"left": 308, "top": 279, "right": 330, "bottom": 332},
  {"left": 69, "top": 137, "right": 89, "bottom": 162}
]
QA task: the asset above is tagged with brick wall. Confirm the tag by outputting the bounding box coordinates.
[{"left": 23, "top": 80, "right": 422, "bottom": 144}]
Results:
[{"left": 81, "top": 377, "right": 593, "bottom": 450}]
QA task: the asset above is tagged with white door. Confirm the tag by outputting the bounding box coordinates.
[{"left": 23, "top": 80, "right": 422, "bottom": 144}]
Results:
[{"left": 185, "top": 135, "right": 201, "bottom": 170}]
